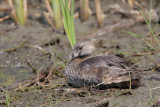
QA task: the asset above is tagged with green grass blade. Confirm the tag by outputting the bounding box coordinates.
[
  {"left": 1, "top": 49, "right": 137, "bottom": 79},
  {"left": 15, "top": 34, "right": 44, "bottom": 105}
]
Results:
[
  {"left": 60, "top": 0, "right": 76, "bottom": 48},
  {"left": 139, "top": 9, "right": 160, "bottom": 47},
  {"left": 127, "top": 30, "right": 156, "bottom": 51},
  {"left": 126, "top": 30, "right": 142, "bottom": 39},
  {"left": 60, "top": 0, "right": 72, "bottom": 45},
  {"left": 5, "top": 93, "right": 10, "bottom": 107},
  {"left": 142, "top": 39, "right": 156, "bottom": 51},
  {"left": 15, "top": 0, "right": 25, "bottom": 25},
  {"left": 60, "top": 0, "right": 69, "bottom": 37},
  {"left": 64, "top": 0, "right": 71, "bottom": 37},
  {"left": 51, "top": 0, "right": 62, "bottom": 28},
  {"left": 70, "top": 0, "right": 76, "bottom": 45}
]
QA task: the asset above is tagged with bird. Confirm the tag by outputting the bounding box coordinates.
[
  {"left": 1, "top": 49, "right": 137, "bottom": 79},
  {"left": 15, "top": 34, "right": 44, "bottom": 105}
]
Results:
[{"left": 65, "top": 39, "right": 140, "bottom": 88}]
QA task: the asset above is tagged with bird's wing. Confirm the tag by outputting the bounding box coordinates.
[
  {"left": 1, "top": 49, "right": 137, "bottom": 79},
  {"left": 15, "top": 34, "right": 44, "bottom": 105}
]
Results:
[
  {"left": 78, "top": 55, "right": 140, "bottom": 85},
  {"left": 79, "top": 55, "right": 129, "bottom": 69}
]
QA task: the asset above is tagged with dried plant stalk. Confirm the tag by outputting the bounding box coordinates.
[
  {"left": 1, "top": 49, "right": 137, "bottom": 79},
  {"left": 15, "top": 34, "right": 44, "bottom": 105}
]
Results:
[
  {"left": 7, "top": 0, "right": 27, "bottom": 25},
  {"left": 43, "top": 11, "right": 55, "bottom": 28},
  {"left": 80, "top": 0, "right": 92, "bottom": 21},
  {"left": 15, "top": 0, "right": 25, "bottom": 25},
  {"left": 95, "top": 0, "right": 105, "bottom": 27},
  {"left": 51, "top": 0, "right": 62, "bottom": 28},
  {"left": 23, "top": 0, "right": 27, "bottom": 24},
  {"left": 7, "top": 0, "right": 18, "bottom": 24},
  {"left": 45, "top": 0, "right": 62, "bottom": 29},
  {"left": 45, "top": 0, "right": 54, "bottom": 16},
  {"left": 0, "top": 15, "right": 10, "bottom": 22}
]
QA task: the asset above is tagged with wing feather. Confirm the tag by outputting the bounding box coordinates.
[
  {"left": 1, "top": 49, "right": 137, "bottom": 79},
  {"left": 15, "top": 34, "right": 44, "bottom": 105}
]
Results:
[
  {"left": 79, "top": 55, "right": 129, "bottom": 69},
  {"left": 78, "top": 55, "right": 140, "bottom": 86}
]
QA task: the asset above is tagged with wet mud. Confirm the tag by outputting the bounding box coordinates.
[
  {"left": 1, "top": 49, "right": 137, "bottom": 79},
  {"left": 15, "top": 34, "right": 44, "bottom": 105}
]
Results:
[{"left": 0, "top": 0, "right": 160, "bottom": 107}]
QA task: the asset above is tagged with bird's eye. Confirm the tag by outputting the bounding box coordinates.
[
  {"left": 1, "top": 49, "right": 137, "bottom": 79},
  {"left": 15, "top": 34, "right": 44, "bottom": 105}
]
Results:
[{"left": 77, "top": 46, "right": 82, "bottom": 50}]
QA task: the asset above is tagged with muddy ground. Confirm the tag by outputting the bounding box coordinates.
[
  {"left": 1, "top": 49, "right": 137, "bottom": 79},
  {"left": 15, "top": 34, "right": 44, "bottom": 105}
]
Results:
[{"left": 0, "top": 0, "right": 160, "bottom": 107}]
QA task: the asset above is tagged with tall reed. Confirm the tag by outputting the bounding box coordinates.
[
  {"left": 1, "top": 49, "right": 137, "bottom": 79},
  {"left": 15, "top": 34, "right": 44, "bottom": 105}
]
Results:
[
  {"left": 60, "top": 0, "right": 76, "bottom": 48},
  {"left": 95, "top": 0, "right": 105, "bottom": 27},
  {"left": 51, "top": 0, "right": 62, "bottom": 28},
  {"left": 79, "top": 0, "right": 92, "bottom": 21},
  {"left": 8, "top": 0, "right": 27, "bottom": 26},
  {"left": 44, "top": 0, "right": 62, "bottom": 28}
]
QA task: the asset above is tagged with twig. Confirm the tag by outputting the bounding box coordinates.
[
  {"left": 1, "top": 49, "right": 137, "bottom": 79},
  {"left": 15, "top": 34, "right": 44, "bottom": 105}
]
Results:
[
  {"left": 0, "top": 40, "right": 27, "bottom": 54},
  {"left": 43, "top": 66, "right": 53, "bottom": 84},
  {"left": 36, "top": 64, "right": 45, "bottom": 86},
  {"left": 25, "top": 44, "right": 46, "bottom": 53},
  {"left": 6, "top": 66, "right": 63, "bottom": 91},
  {"left": 0, "top": 42, "right": 47, "bottom": 55},
  {"left": 0, "top": 15, "right": 10, "bottom": 22},
  {"left": 26, "top": 61, "right": 37, "bottom": 74}
]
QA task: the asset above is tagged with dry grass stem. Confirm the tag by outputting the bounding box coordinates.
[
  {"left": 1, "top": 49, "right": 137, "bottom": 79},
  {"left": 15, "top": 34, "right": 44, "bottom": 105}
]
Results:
[
  {"left": 0, "top": 40, "right": 27, "bottom": 54},
  {"left": 80, "top": 0, "right": 92, "bottom": 21},
  {"left": 23, "top": 0, "right": 27, "bottom": 23},
  {"left": 7, "top": 0, "right": 27, "bottom": 25},
  {"left": 44, "top": 0, "right": 55, "bottom": 28},
  {"left": 95, "top": 0, "right": 105, "bottom": 27},
  {"left": 7, "top": 0, "right": 18, "bottom": 24},
  {"left": 45, "top": 0, "right": 54, "bottom": 17},
  {"left": 43, "top": 11, "right": 56, "bottom": 28},
  {"left": 0, "top": 15, "right": 10, "bottom": 22},
  {"left": 25, "top": 45, "right": 46, "bottom": 53},
  {"left": 44, "top": 0, "right": 62, "bottom": 28}
]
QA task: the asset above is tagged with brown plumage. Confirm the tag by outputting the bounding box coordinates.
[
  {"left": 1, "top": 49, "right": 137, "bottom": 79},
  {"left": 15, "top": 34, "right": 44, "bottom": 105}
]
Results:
[{"left": 66, "top": 39, "right": 140, "bottom": 88}]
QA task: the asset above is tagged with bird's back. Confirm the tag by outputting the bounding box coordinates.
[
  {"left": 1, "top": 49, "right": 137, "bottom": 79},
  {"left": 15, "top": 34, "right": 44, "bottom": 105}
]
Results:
[{"left": 79, "top": 55, "right": 130, "bottom": 69}]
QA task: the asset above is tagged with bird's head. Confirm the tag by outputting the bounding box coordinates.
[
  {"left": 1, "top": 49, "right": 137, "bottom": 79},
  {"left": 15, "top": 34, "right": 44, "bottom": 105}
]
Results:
[{"left": 69, "top": 39, "right": 96, "bottom": 59}]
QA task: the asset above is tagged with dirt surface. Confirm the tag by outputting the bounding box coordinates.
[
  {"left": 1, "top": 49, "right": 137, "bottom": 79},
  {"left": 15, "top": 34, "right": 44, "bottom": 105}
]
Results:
[{"left": 0, "top": 0, "right": 160, "bottom": 107}]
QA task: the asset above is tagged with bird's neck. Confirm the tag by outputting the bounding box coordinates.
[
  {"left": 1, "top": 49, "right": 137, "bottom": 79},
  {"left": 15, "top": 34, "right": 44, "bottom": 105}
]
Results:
[{"left": 68, "top": 55, "right": 92, "bottom": 66}]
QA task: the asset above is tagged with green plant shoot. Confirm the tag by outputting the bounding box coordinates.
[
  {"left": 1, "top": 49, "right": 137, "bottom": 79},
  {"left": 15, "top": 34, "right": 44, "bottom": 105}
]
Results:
[
  {"left": 14, "top": 0, "right": 25, "bottom": 25},
  {"left": 60, "top": 0, "right": 76, "bottom": 48},
  {"left": 5, "top": 92, "right": 10, "bottom": 107},
  {"left": 50, "top": 0, "right": 62, "bottom": 28}
]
